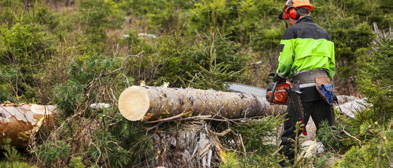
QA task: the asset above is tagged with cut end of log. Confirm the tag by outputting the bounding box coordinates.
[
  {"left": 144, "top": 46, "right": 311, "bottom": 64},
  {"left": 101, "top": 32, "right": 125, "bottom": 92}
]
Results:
[
  {"left": 1, "top": 104, "right": 58, "bottom": 148},
  {"left": 30, "top": 104, "right": 57, "bottom": 115},
  {"left": 119, "top": 86, "right": 150, "bottom": 121}
]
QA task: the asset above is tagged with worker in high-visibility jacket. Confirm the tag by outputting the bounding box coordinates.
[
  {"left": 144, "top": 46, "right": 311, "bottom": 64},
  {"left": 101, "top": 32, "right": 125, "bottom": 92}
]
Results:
[{"left": 274, "top": 0, "right": 336, "bottom": 166}]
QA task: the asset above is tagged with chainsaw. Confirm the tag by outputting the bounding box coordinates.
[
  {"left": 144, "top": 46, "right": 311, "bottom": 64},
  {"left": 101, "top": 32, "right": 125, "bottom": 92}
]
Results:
[
  {"left": 265, "top": 72, "right": 292, "bottom": 105},
  {"left": 266, "top": 72, "right": 308, "bottom": 135}
]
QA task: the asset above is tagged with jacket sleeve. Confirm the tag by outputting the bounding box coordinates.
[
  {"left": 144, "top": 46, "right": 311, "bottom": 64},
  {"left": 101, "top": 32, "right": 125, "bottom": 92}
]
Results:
[
  {"left": 328, "top": 42, "right": 336, "bottom": 80},
  {"left": 276, "top": 29, "right": 295, "bottom": 78}
]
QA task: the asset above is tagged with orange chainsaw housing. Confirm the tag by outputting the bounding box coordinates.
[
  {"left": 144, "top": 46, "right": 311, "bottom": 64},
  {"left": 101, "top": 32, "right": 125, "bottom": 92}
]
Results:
[{"left": 267, "top": 81, "right": 292, "bottom": 105}]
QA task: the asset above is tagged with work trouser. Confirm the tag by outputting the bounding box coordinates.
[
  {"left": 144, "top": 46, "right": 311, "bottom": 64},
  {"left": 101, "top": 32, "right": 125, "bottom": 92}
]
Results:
[
  {"left": 279, "top": 70, "right": 335, "bottom": 164},
  {"left": 279, "top": 93, "right": 335, "bottom": 162}
]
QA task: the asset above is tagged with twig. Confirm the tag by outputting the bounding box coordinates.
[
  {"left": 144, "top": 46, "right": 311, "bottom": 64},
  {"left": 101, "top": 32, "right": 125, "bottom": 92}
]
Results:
[
  {"left": 239, "top": 134, "right": 247, "bottom": 166},
  {"left": 342, "top": 127, "right": 362, "bottom": 146},
  {"left": 146, "top": 114, "right": 258, "bottom": 123},
  {"left": 182, "top": 115, "right": 212, "bottom": 120},
  {"left": 89, "top": 141, "right": 102, "bottom": 166},
  {"left": 186, "top": 117, "right": 230, "bottom": 122},
  {"left": 146, "top": 122, "right": 164, "bottom": 132},
  {"left": 145, "top": 111, "right": 193, "bottom": 123},
  {"left": 121, "top": 51, "right": 144, "bottom": 71},
  {"left": 86, "top": 67, "right": 124, "bottom": 89},
  {"left": 100, "top": 136, "right": 112, "bottom": 168},
  {"left": 211, "top": 128, "right": 232, "bottom": 137},
  {"left": 109, "top": 87, "right": 118, "bottom": 102}
]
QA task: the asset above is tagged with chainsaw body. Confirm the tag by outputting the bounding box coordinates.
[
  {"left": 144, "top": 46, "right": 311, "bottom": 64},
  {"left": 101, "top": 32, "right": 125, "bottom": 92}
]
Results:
[
  {"left": 265, "top": 73, "right": 292, "bottom": 105},
  {"left": 265, "top": 73, "right": 306, "bottom": 135}
]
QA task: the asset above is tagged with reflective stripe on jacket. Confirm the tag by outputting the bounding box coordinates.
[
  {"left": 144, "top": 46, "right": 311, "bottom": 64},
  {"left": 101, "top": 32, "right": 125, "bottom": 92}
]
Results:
[{"left": 276, "top": 16, "right": 335, "bottom": 80}]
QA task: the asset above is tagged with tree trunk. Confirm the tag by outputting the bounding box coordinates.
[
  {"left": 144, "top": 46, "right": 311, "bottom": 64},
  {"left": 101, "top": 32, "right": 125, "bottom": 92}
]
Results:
[
  {"left": 0, "top": 104, "right": 57, "bottom": 148},
  {"left": 118, "top": 86, "right": 272, "bottom": 122}
]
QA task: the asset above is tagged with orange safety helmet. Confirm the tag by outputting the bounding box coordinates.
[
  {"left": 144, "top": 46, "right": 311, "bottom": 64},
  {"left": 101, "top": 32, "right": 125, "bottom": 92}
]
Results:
[{"left": 279, "top": 0, "right": 313, "bottom": 20}]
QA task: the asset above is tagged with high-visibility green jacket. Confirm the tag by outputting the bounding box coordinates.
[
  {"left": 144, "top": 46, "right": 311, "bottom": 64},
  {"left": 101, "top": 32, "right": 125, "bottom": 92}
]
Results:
[{"left": 276, "top": 16, "right": 335, "bottom": 80}]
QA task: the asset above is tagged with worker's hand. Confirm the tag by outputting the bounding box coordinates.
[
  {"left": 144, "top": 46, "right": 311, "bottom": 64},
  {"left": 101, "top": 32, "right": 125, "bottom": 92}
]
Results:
[{"left": 273, "top": 73, "right": 286, "bottom": 84}]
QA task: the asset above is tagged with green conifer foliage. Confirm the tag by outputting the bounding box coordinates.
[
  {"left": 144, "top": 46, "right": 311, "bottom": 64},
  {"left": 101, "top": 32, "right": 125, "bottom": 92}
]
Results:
[
  {"left": 35, "top": 140, "right": 71, "bottom": 166},
  {"left": 333, "top": 24, "right": 393, "bottom": 168},
  {"left": 335, "top": 122, "right": 392, "bottom": 167},
  {"left": 78, "top": 0, "right": 125, "bottom": 43},
  {"left": 357, "top": 26, "right": 392, "bottom": 123},
  {"left": 1, "top": 0, "right": 392, "bottom": 167},
  {"left": 183, "top": 29, "right": 248, "bottom": 90},
  {"left": 0, "top": 11, "right": 56, "bottom": 103}
]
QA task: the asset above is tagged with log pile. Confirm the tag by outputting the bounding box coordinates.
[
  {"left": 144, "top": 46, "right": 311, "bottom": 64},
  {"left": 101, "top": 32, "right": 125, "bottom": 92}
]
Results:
[{"left": 0, "top": 103, "right": 57, "bottom": 148}]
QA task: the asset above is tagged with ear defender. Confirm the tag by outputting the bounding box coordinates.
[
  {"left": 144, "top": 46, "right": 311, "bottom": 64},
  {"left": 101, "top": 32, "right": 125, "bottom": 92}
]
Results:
[
  {"left": 287, "top": 7, "right": 300, "bottom": 20},
  {"left": 279, "top": 0, "right": 313, "bottom": 20}
]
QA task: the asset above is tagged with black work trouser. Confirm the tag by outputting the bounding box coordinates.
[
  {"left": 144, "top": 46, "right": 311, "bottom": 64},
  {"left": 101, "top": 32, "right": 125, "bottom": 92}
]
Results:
[{"left": 278, "top": 87, "right": 335, "bottom": 163}]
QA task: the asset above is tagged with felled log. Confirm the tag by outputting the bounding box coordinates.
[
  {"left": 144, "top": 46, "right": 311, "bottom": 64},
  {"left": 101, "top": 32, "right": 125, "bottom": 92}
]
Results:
[
  {"left": 0, "top": 104, "right": 57, "bottom": 148},
  {"left": 118, "top": 86, "right": 271, "bottom": 122}
]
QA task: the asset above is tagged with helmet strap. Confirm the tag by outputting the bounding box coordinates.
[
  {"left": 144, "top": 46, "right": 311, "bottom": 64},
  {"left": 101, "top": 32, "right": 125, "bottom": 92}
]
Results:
[
  {"left": 283, "top": 18, "right": 289, "bottom": 29},
  {"left": 281, "top": 5, "right": 289, "bottom": 28}
]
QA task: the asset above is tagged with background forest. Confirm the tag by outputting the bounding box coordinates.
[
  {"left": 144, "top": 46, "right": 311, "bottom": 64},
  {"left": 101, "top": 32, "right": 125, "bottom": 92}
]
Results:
[{"left": 0, "top": 0, "right": 392, "bottom": 167}]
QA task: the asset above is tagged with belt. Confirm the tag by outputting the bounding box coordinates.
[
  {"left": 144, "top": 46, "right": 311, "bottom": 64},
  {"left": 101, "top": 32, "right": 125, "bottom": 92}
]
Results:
[
  {"left": 299, "top": 83, "right": 316, "bottom": 88},
  {"left": 292, "top": 69, "right": 328, "bottom": 84}
]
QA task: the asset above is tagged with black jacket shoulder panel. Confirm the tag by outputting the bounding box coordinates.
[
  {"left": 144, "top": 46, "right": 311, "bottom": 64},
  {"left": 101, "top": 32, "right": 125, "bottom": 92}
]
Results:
[
  {"left": 282, "top": 26, "right": 296, "bottom": 40},
  {"left": 282, "top": 16, "right": 332, "bottom": 41}
]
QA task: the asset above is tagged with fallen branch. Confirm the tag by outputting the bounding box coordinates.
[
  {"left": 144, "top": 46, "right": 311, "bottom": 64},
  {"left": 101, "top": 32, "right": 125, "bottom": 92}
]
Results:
[
  {"left": 239, "top": 134, "right": 247, "bottom": 166},
  {"left": 211, "top": 128, "right": 232, "bottom": 137},
  {"left": 145, "top": 111, "right": 193, "bottom": 123},
  {"left": 342, "top": 127, "right": 362, "bottom": 146}
]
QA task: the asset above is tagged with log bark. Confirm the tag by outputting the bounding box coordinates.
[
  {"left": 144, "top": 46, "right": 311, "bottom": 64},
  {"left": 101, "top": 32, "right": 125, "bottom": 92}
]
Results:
[
  {"left": 119, "top": 86, "right": 272, "bottom": 122},
  {"left": 0, "top": 104, "right": 57, "bottom": 148}
]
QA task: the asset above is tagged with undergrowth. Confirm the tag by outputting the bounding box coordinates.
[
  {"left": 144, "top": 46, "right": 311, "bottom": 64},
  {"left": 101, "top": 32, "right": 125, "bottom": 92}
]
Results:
[{"left": 0, "top": 0, "right": 392, "bottom": 167}]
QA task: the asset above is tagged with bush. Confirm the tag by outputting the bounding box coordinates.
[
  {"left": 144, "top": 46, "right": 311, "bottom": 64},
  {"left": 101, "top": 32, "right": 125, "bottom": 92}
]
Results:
[
  {"left": 0, "top": 15, "right": 56, "bottom": 103},
  {"left": 35, "top": 140, "right": 71, "bottom": 166},
  {"left": 335, "top": 122, "right": 392, "bottom": 168},
  {"left": 1, "top": 0, "right": 392, "bottom": 167},
  {"left": 78, "top": 0, "right": 125, "bottom": 43},
  {"left": 356, "top": 25, "right": 392, "bottom": 122},
  {"left": 333, "top": 21, "right": 393, "bottom": 168}
]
